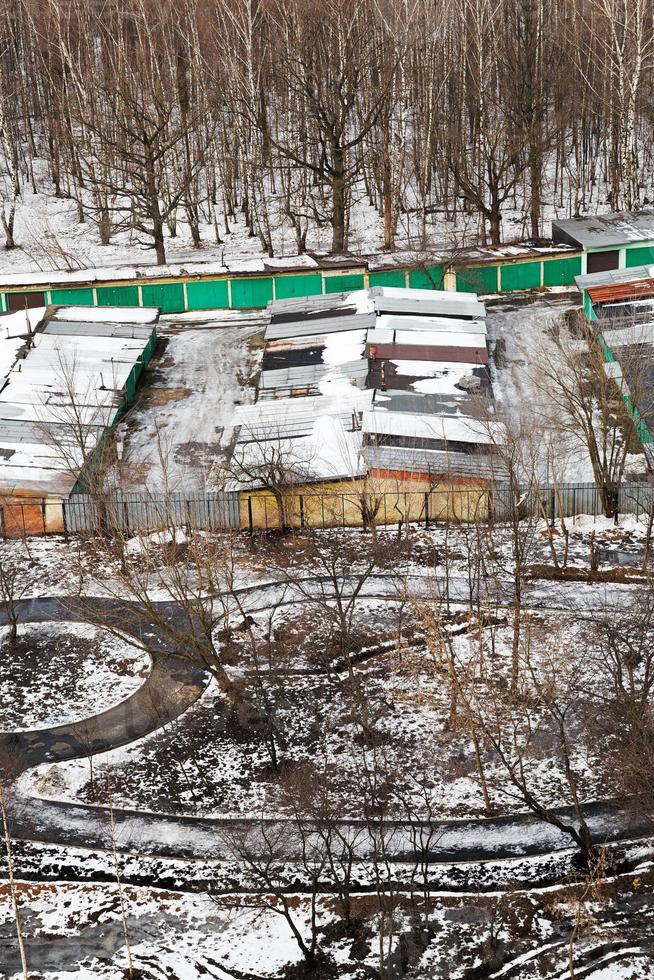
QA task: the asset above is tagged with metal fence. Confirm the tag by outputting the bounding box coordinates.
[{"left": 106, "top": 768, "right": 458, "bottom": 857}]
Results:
[
  {"left": 2, "top": 482, "right": 654, "bottom": 540},
  {"left": 62, "top": 491, "right": 240, "bottom": 534}
]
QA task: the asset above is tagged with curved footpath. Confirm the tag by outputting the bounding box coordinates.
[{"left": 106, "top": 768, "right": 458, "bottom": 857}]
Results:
[
  {"left": 0, "top": 596, "right": 209, "bottom": 777},
  {"left": 0, "top": 584, "right": 650, "bottom": 866}
]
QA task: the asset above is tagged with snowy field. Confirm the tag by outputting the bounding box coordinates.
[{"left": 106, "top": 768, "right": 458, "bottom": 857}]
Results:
[
  {"left": 1, "top": 518, "right": 654, "bottom": 978},
  {"left": 1, "top": 847, "right": 653, "bottom": 979},
  {"left": 0, "top": 169, "right": 597, "bottom": 280},
  {"left": 0, "top": 622, "right": 148, "bottom": 731},
  {"left": 116, "top": 310, "right": 265, "bottom": 491}
]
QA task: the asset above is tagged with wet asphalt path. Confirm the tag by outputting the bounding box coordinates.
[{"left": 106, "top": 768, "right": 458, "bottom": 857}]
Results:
[
  {"left": 0, "top": 596, "right": 209, "bottom": 778},
  {"left": 0, "top": 580, "right": 648, "bottom": 864}
]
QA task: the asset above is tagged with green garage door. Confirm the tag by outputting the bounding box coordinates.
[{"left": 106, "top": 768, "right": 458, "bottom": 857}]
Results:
[
  {"left": 626, "top": 245, "right": 654, "bottom": 268},
  {"left": 543, "top": 255, "right": 582, "bottom": 287},
  {"left": 500, "top": 261, "right": 541, "bottom": 292},
  {"left": 369, "top": 270, "right": 407, "bottom": 288},
  {"left": 230, "top": 277, "right": 274, "bottom": 308},
  {"left": 408, "top": 266, "right": 444, "bottom": 289},
  {"left": 96, "top": 284, "right": 140, "bottom": 306},
  {"left": 456, "top": 265, "right": 498, "bottom": 294},
  {"left": 49, "top": 287, "right": 95, "bottom": 306},
  {"left": 324, "top": 273, "right": 365, "bottom": 294},
  {"left": 274, "top": 274, "right": 323, "bottom": 300},
  {"left": 186, "top": 279, "right": 229, "bottom": 310},
  {"left": 141, "top": 282, "right": 185, "bottom": 313}
]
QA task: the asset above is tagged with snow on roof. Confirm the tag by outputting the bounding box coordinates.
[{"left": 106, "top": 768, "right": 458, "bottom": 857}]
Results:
[
  {"left": 376, "top": 313, "right": 487, "bottom": 335},
  {"left": 363, "top": 409, "right": 502, "bottom": 445},
  {"left": 368, "top": 328, "right": 487, "bottom": 350},
  {"left": 369, "top": 286, "right": 485, "bottom": 319},
  {"left": 228, "top": 421, "right": 365, "bottom": 488},
  {"left": 260, "top": 360, "right": 367, "bottom": 393},
  {"left": 53, "top": 305, "right": 159, "bottom": 325},
  {"left": 553, "top": 211, "right": 654, "bottom": 249},
  {"left": 0, "top": 306, "right": 154, "bottom": 497},
  {"left": 241, "top": 285, "right": 496, "bottom": 488}
]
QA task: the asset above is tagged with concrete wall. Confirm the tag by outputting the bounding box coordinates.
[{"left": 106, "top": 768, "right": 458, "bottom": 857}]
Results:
[{"left": 238, "top": 475, "right": 490, "bottom": 531}]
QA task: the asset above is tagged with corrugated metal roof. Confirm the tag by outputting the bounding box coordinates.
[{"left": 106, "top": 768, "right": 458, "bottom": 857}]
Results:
[
  {"left": 260, "top": 360, "right": 368, "bottom": 391},
  {"left": 266, "top": 313, "right": 375, "bottom": 340},
  {"left": 376, "top": 314, "right": 487, "bottom": 334},
  {"left": 363, "top": 410, "right": 502, "bottom": 445},
  {"left": 364, "top": 444, "right": 503, "bottom": 479},
  {"left": 51, "top": 306, "right": 159, "bottom": 325},
  {"left": 369, "top": 286, "right": 485, "bottom": 319},
  {"left": 587, "top": 280, "right": 654, "bottom": 305},
  {"left": 576, "top": 264, "right": 654, "bottom": 291},
  {"left": 367, "top": 327, "right": 487, "bottom": 348},
  {"left": 372, "top": 389, "right": 471, "bottom": 417},
  {"left": 366, "top": 343, "right": 488, "bottom": 364},
  {"left": 45, "top": 321, "right": 154, "bottom": 340},
  {"left": 553, "top": 211, "right": 654, "bottom": 249},
  {"left": 234, "top": 390, "right": 373, "bottom": 443},
  {"left": 0, "top": 306, "right": 155, "bottom": 497}
]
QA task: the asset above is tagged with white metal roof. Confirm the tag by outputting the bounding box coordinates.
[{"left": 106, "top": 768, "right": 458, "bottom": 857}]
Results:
[
  {"left": 363, "top": 410, "right": 503, "bottom": 445},
  {"left": 375, "top": 314, "right": 487, "bottom": 335},
  {"left": 367, "top": 328, "right": 487, "bottom": 349},
  {"left": 0, "top": 305, "right": 155, "bottom": 497},
  {"left": 553, "top": 212, "right": 654, "bottom": 249},
  {"left": 53, "top": 305, "right": 159, "bottom": 325}
]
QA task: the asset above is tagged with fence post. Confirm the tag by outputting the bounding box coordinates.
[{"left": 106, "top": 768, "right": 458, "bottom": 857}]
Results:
[
  {"left": 424, "top": 492, "right": 429, "bottom": 529},
  {"left": 247, "top": 496, "right": 253, "bottom": 535},
  {"left": 299, "top": 495, "right": 305, "bottom": 529}
]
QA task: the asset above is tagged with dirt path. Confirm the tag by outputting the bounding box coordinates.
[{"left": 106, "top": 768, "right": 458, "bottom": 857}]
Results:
[{"left": 120, "top": 314, "right": 264, "bottom": 490}]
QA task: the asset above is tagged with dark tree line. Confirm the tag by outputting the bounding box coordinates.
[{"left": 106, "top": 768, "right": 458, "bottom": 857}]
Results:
[{"left": 0, "top": 0, "right": 652, "bottom": 263}]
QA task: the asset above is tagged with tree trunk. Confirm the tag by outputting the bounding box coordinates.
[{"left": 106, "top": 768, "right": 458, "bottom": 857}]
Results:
[{"left": 331, "top": 145, "right": 346, "bottom": 253}]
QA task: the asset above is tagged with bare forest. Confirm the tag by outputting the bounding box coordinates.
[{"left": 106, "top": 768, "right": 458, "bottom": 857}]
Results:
[{"left": 0, "top": 0, "right": 653, "bottom": 266}]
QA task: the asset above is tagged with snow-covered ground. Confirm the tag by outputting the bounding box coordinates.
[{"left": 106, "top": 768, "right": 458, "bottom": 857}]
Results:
[
  {"left": 116, "top": 312, "right": 264, "bottom": 491},
  {"left": 1, "top": 847, "right": 653, "bottom": 979},
  {"left": 0, "top": 622, "right": 148, "bottom": 731},
  {"left": 0, "top": 169, "right": 580, "bottom": 281}
]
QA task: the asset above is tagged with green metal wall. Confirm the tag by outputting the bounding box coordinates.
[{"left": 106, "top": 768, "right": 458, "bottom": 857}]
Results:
[
  {"left": 274, "top": 273, "right": 323, "bottom": 300},
  {"left": 408, "top": 266, "right": 444, "bottom": 290},
  {"left": 186, "top": 279, "right": 229, "bottom": 310},
  {"left": 0, "top": 245, "right": 612, "bottom": 316},
  {"left": 456, "top": 265, "right": 498, "bottom": 293},
  {"left": 543, "top": 255, "right": 582, "bottom": 287},
  {"left": 230, "top": 277, "right": 274, "bottom": 308},
  {"left": 49, "top": 286, "right": 95, "bottom": 306},
  {"left": 96, "top": 284, "right": 140, "bottom": 306},
  {"left": 324, "top": 273, "right": 365, "bottom": 293},
  {"left": 625, "top": 245, "right": 654, "bottom": 267},
  {"left": 141, "top": 282, "right": 185, "bottom": 313},
  {"left": 500, "top": 261, "right": 541, "bottom": 292},
  {"left": 368, "top": 270, "right": 406, "bottom": 288}
]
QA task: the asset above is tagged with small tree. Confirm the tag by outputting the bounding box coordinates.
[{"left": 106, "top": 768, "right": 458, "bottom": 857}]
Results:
[
  {"left": 0, "top": 554, "right": 23, "bottom": 646},
  {"left": 220, "top": 432, "right": 314, "bottom": 533},
  {"left": 535, "top": 312, "right": 650, "bottom": 518}
]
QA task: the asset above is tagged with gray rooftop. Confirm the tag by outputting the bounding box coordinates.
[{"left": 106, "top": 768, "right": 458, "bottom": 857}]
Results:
[
  {"left": 260, "top": 360, "right": 368, "bottom": 391},
  {"left": 553, "top": 212, "right": 654, "bottom": 249},
  {"left": 363, "top": 444, "right": 503, "bottom": 480},
  {"left": 575, "top": 263, "right": 654, "bottom": 291}
]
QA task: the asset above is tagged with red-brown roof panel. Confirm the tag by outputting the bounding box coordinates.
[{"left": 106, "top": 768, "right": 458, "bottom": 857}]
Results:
[
  {"left": 587, "top": 279, "right": 654, "bottom": 304},
  {"left": 365, "top": 343, "right": 488, "bottom": 364}
]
